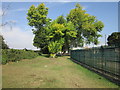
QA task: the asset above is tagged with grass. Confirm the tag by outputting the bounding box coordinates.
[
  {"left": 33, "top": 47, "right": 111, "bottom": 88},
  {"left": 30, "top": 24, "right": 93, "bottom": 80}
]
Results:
[{"left": 2, "top": 56, "right": 119, "bottom": 88}]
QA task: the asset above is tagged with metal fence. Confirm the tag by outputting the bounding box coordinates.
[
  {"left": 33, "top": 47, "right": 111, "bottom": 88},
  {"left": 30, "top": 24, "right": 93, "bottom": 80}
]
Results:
[{"left": 70, "top": 46, "right": 120, "bottom": 84}]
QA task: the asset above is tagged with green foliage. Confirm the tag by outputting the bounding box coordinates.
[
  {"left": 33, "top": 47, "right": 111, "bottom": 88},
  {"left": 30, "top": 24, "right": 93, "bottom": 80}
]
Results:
[
  {"left": 47, "top": 17, "right": 77, "bottom": 54},
  {"left": 27, "top": 3, "right": 104, "bottom": 55},
  {"left": 2, "top": 49, "right": 39, "bottom": 64},
  {"left": 48, "top": 39, "right": 64, "bottom": 58},
  {"left": 48, "top": 23, "right": 65, "bottom": 41},
  {"left": 27, "top": 3, "right": 50, "bottom": 52},
  {"left": 62, "top": 21, "right": 77, "bottom": 53},
  {"left": 0, "top": 35, "right": 9, "bottom": 49},
  {"left": 67, "top": 3, "right": 104, "bottom": 46},
  {"left": 107, "top": 32, "right": 120, "bottom": 47},
  {"left": 27, "top": 3, "right": 49, "bottom": 28},
  {"left": 55, "top": 15, "right": 66, "bottom": 24}
]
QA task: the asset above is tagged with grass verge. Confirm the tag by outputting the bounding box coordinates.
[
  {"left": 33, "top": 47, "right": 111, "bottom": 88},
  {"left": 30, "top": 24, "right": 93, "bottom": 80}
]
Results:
[{"left": 2, "top": 56, "right": 119, "bottom": 88}]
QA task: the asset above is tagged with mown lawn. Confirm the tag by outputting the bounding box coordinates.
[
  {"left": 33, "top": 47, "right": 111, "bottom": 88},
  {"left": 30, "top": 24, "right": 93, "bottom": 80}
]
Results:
[{"left": 2, "top": 56, "right": 119, "bottom": 88}]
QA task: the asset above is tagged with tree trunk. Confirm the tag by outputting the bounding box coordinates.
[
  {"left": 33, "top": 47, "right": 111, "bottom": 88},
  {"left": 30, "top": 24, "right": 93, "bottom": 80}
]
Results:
[{"left": 50, "top": 53, "right": 56, "bottom": 58}]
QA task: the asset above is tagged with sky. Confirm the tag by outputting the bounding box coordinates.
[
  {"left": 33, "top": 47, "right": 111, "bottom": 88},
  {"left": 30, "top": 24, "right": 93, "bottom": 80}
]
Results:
[{"left": 1, "top": 2, "right": 119, "bottom": 50}]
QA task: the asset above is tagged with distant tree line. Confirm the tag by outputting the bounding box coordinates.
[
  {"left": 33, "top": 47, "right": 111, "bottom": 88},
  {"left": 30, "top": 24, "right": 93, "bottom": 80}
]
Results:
[
  {"left": 107, "top": 32, "right": 120, "bottom": 47},
  {"left": 2, "top": 49, "right": 39, "bottom": 64}
]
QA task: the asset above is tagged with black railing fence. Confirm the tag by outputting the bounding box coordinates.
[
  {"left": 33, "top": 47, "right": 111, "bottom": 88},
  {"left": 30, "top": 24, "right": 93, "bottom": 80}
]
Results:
[{"left": 70, "top": 46, "right": 120, "bottom": 85}]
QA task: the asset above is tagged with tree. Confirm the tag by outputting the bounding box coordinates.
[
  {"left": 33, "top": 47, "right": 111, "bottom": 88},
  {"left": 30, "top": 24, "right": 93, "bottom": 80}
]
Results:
[
  {"left": 27, "top": 3, "right": 51, "bottom": 53},
  {"left": 47, "top": 16, "right": 77, "bottom": 54},
  {"left": 47, "top": 22, "right": 65, "bottom": 56},
  {"left": 27, "top": 3, "right": 104, "bottom": 56},
  {"left": 67, "top": 3, "right": 104, "bottom": 47},
  {"left": 48, "top": 39, "right": 64, "bottom": 58},
  {"left": 107, "top": 32, "right": 120, "bottom": 47},
  {"left": 0, "top": 35, "right": 9, "bottom": 49},
  {"left": 62, "top": 21, "right": 77, "bottom": 53}
]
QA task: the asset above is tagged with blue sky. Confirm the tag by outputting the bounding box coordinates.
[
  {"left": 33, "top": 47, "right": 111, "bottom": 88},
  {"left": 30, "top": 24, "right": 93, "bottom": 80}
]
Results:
[{"left": 1, "top": 2, "right": 118, "bottom": 49}]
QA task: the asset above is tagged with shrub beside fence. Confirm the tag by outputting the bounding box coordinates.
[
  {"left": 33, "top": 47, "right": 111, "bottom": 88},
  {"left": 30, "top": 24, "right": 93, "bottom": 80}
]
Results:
[
  {"left": 2, "top": 49, "right": 39, "bottom": 64},
  {"left": 70, "top": 46, "right": 120, "bottom": 84}
]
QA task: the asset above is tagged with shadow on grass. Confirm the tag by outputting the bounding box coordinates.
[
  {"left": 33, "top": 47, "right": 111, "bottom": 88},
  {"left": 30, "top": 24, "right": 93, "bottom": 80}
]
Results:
[
  {"left": 68, "top": 57, "right": 120, "bottom": 86},
  {"left": 41, "top": 54, "right": 50, "bottom": 58},
  {"left": 41, "top": 54, "right": 67, "bottom": 58}
]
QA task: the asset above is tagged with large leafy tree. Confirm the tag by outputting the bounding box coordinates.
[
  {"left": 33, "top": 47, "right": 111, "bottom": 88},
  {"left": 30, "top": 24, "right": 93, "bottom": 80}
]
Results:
[
  {"left": 27, "top": 3, "right": 50, "bottom": 53},
  {"left": 27, "top": 3, "right": 104, "bottom": 56},
  {"left": 48, "top": 16, "right": 77, "bottom": 54},
  {"left": 47, "top": 22, "right": 65, "bottom": 56},
  {"left": 67, "top": 3, "right": 104, "bottom": 47},
  {"left": 107, "top": 32, "right": 120, "bottom": 47},
  {"left": 62, "top": 21, "right": 77, "bottom": 53}
]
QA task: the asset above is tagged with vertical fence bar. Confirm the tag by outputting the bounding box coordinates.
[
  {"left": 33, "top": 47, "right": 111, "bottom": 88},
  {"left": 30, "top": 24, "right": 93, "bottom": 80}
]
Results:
[{"left": 70, "top": 46, "right": 120, "bottom": 84}]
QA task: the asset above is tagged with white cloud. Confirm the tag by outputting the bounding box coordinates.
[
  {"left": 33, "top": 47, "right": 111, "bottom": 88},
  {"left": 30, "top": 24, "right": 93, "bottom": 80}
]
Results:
[{"left": 1, "top": 26, "right": 38, "bottom": 50}]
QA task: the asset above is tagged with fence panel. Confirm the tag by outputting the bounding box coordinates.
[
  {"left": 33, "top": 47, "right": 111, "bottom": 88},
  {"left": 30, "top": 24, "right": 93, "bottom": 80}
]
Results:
[{"left": 70, "top": 47, "right": 120, "bottom": 84}]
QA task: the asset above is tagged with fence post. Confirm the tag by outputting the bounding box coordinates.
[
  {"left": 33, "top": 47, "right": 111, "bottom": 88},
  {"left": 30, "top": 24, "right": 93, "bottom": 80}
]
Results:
[
  {"left": 101, "top": 46, "right": 104, "bottom": 73},
  {"left": 118, "top": 46, "right": 120, "bottom": 79}
]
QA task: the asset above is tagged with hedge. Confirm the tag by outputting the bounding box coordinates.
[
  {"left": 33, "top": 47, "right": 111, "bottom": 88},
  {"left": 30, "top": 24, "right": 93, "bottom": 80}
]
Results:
[{"left": 2, "top": 49, "right": 39, "bottom": 64}]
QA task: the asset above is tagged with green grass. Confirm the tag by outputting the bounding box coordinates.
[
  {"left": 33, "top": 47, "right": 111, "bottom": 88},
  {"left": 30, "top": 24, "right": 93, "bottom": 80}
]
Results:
[{"left": 2, "top": 56, "right": 119, "bottom": 88}]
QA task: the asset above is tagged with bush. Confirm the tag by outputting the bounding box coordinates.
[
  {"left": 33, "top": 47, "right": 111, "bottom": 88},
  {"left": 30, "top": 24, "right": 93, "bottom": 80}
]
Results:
[{"left": 2, "top": 49, "right": 39, "bottom": 64}]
